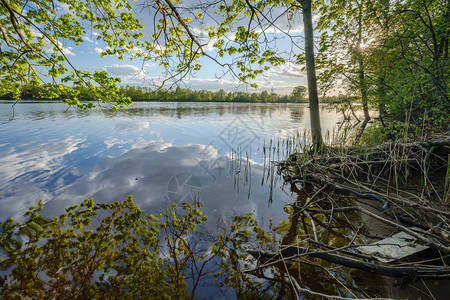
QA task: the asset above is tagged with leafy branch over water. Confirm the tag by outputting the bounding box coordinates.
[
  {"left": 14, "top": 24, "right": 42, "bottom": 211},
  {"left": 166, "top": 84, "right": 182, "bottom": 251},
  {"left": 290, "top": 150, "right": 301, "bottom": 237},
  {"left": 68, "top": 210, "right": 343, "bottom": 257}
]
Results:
[
  {"left": 0, "top": 196, "right": 276, "bottom": 298},
  {"left": 1, "top": 197, "right": 203, "bottom": 298}
]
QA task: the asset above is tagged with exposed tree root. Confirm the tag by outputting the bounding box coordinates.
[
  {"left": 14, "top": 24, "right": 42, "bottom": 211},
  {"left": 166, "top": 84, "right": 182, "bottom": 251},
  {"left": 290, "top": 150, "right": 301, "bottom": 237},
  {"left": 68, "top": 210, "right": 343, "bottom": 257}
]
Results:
[
  {"left": 247, "top": 245, "right": 450, "bottom": 279},
  {"left": 248, "top": 134, "right": 450, "bottom": 286}
]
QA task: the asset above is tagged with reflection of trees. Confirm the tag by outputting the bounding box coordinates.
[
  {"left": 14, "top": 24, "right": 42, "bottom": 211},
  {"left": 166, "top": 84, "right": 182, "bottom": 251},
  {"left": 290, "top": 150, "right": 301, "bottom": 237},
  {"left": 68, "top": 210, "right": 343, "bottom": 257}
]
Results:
[
  {"left": 12, "top": 103, "right": 309, "bottom": 123},
  {"left": 28, "top": 110, "right": 61, "bottom": 121},
  {"left": 2, "top": 182, "right": 413, "bottom": 298},
  {"left": 0, "top": 198, "right": 217, "bottom": 299},
  {"left": 103, "top": 103, "right": 303, "bottom": 120},
  {"left": 289, "top": 105, "right": 306, "bottom": 123}
]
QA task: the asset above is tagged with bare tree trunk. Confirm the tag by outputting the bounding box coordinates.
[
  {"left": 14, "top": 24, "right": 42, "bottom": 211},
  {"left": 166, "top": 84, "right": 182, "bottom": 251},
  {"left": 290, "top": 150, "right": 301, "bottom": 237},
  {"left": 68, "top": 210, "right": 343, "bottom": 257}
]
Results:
[
  {"left": 445, "top": 0, "right": 449, "bottom": 60},
  {"left": 356, "top": 67, "right": 370, "bottom": 140},
  {"left": 359, "top": 70, "right": 370, "bottom": 121},
  {"left": 377, "top": 0, "right": 390, "bottom": 125},
  {"left": 356, "top": 5, "right": 370, "bottom": 141},
  {"left": 377, "top": 76, "right": 387, "bottom": 125},
  {"left": 299, "top": 0, "right": 324, "bottom": 149}
]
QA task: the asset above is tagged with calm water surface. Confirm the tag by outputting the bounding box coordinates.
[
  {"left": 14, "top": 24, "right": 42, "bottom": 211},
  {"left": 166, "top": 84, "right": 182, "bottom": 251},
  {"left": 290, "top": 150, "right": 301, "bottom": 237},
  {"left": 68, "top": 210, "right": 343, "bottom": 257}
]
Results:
[
  {"left": 0, "top": 101, "right": 343, "bottom": 222},
  {"left": 0, "top": 101, "right": 355, "bottom": 298},
  {"left": 2, "top": 101, "right": 444, "bottom": 299}
]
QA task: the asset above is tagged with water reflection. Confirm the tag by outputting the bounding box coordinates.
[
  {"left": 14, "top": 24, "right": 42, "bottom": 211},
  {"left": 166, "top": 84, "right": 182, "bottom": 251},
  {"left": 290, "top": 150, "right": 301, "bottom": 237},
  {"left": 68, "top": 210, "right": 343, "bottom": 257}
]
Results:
[
  {"left": 0, "top": 100, "right": 352, "bottom": 298},
  {"left": 0, "top": 136, "right": 87, "bottom": 218},
  {"left": 289, "top": 107, "right": 305, "bottom": 122},
  {"left": 254, "top": 182, "right": 373, "bottom": 298},
  {"left": 37, "top": 142, "right": 291, "bottom": 229},
  {"left": 3, "top": 101, "right": 443, "bottom": 298},
  {"left": 1, "top": 102, "right": 346, "bottom": 220}
]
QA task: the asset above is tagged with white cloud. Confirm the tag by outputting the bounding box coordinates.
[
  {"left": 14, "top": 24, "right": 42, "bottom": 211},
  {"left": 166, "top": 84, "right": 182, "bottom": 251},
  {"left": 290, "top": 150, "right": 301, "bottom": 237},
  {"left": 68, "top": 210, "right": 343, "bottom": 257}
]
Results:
[
  {"left": 202, "top": 38, "right": 218, "bottom": 52},
  {"left": 29, "top": 29, "right": 75, "bottom": 56},
  {"left": 94, "top": 47, "right": 104, "bottom": 54},
  {"left": 62, "top": 45, "right": 75, "bottom": 57},
  {"left": 255, "top": 25, "right": 304, "bottom": 35},
  {"left": 105, "top": 64, "right": 142, "bottom": 75},
  {"left": 56, "top": 2, "right": 70, "bottom": 13},
  {"left": 129, "top": 46, "right": 152, "bottom": 59},
  {"left": 43, "top": 39, "right": 75, "bottom": 56},
  {"left": 151, "top": 77, "right": 237, "bottom": 91},
  {"left": 93, "top": 46, "right": 116, "bottom": 56},
  {"left": 268, "top": 65, "right": 305, "bottom": 78},
  {"left": 83, "top": 36, "right": 94, "bottom": 43},
  {"left": 116, "top": 73, "right": 302, "bottom": 95}
]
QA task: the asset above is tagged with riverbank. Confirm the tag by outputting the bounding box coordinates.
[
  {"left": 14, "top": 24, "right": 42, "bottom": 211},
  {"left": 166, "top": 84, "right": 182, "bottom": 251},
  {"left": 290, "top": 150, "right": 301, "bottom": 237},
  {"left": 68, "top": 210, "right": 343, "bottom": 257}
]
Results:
[{"left": 258, "top": 133, "right": 450, "bottom": 298}]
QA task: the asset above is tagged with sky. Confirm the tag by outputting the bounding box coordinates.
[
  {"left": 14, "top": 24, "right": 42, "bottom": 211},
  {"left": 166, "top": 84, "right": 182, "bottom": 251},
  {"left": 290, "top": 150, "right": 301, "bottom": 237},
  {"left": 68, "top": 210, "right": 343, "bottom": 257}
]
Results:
[{"left": 53, "top": 1, "right": 314, "bottom": 95}]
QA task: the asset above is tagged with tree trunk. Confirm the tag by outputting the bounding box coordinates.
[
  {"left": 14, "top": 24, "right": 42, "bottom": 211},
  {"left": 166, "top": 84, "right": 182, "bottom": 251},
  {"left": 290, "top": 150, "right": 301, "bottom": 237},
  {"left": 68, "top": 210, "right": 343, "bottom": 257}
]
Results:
[
  {"left": 377, "top": 76, "right": 387, "bottom": 125},
  {"left": 357, "top": 7, "right": 370, "bottom": 117},
  {"left": 377, "top": 0, "right": 390, "bottom": 124},
  {"left": 356, "top": 64, "right": 371, "bottom": 140},
  {"left": 359, "top": 70, "right": 370, "bottom": 121},
  {"left": 355, "top": 5, "right": 370, "bottom": 141},
  {"left": 445, "top": 0, "right": 449, "bottom": 60},
  {"left": 299, "top": 0, "right": 323, "bottom": 149}
]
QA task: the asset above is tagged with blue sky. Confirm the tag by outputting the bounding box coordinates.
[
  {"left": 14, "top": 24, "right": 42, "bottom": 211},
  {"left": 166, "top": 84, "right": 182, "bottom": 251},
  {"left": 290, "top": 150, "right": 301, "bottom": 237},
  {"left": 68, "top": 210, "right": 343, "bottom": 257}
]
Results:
[{"left": 54, "top": 1, "right": 313, "bottom": 95}]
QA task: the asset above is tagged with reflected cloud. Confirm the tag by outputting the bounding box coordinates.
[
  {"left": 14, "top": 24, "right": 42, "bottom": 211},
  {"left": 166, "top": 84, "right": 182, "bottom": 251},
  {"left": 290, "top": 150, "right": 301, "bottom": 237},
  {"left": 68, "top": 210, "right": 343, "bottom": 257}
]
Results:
[
  {"left": 104, "top": 138, "right": 129, "bottom": 150},
  {"left": 114, "top": 120, "right": 150, "bottom": 132},
  {"left": 0, "top": 102, "right": 345, "bottom": 224},
  {"left": 0, "top": 137, "right": 87, "bottom": 219},
  {"left": 40, "top": 142, "right": 292, "bottom": 228},
  {"left": 0, "top": 137, "right": 85, "bottom": 187}
]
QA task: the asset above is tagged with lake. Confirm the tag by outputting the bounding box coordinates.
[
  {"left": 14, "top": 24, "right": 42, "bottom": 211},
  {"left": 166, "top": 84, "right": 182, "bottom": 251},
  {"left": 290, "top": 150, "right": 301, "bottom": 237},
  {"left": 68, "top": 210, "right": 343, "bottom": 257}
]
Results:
[
  {"left": 0, "top": 101, "right": 351, "bottom": 294},
  {"left": 4, "top": 100, "right": 414, "bottom": 298},
  {"left": 0, "top": 101, "right": 344, "bottom": 222}
]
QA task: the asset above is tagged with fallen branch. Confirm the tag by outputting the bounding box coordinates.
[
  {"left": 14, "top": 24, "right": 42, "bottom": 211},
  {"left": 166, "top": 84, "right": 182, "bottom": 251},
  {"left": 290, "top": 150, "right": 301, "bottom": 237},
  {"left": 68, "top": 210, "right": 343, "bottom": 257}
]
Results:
[
  {"left": 247, "top": 246, "right": 450, "bottom": 279},
  {"left": 302, "top": 206, "right": 450, "bottom": 254}
]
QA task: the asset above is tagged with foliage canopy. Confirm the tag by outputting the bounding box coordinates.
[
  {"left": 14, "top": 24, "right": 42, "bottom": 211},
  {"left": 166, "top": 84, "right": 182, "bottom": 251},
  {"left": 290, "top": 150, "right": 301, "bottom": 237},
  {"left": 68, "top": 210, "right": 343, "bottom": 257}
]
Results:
[
  {"left": 0, "top": 0, "right": 150, "bottom": 108},
  {"left": 316, "top": 0, "right": 449, "bottom": 131}
]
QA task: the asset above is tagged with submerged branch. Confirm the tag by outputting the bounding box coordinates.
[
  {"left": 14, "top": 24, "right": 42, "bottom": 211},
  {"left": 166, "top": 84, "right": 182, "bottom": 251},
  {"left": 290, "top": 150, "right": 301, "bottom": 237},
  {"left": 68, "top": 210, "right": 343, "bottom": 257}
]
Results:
[
  {"left": 268, "top": 134, "right": 450, "bottom": 283},
  {"left": 247, "top": 245, "right": 450, "bottom": 278}
]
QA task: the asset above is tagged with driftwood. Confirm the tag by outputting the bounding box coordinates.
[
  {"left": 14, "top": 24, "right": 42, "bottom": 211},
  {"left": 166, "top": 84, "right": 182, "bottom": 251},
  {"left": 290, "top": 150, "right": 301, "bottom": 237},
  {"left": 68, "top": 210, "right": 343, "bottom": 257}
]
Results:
[
  {"left": 246, "top": 135, "right": 450, "bottom": 298},
  {"left": 300, "top": 206, "right": 450, "bottom": 254},
  {"left": 247, "top": 246, "right": 450, "bottom": 279},
  {"left": 279, "top": 135, "right": 450, "bottom": 254}
]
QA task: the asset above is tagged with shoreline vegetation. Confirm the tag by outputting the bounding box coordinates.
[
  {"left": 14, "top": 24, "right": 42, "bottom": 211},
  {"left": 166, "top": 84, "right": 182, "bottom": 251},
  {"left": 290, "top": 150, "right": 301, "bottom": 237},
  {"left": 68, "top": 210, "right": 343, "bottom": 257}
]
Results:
[
  {"left": 275, "top": 132, "right": 450, "bottom": 270},
  {"left": 0, "top": 84, "right": 340, "bottom": 104}
]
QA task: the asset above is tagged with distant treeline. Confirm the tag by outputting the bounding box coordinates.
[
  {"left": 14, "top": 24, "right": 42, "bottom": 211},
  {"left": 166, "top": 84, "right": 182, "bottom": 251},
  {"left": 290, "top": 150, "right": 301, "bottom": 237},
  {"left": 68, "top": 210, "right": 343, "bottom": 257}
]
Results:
[
  {"left": 119, "top": 86, "right": 299, "bottom": 103},
  {"left": 0, "top": 84, "right": 337, "bottom": 103}
]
